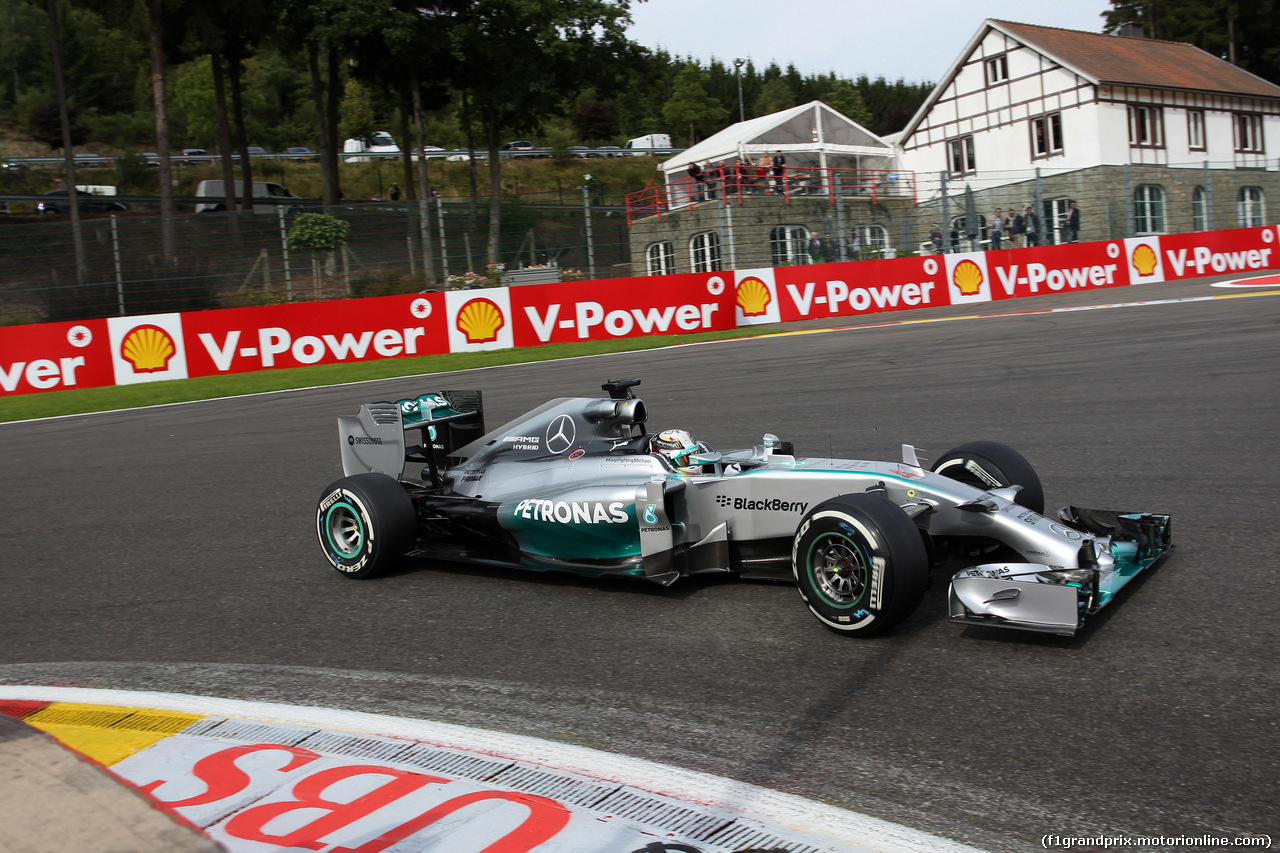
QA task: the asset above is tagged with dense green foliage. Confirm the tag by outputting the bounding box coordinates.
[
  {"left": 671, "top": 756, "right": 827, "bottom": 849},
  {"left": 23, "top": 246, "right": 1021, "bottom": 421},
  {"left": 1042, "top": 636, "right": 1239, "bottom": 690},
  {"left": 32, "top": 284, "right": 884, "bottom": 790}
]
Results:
[
  {"left": 287, "top": 212, "right": 350, "bottom": 250},
  {"left": 0, "top": 0, "right": 932, "bottom": 155}
]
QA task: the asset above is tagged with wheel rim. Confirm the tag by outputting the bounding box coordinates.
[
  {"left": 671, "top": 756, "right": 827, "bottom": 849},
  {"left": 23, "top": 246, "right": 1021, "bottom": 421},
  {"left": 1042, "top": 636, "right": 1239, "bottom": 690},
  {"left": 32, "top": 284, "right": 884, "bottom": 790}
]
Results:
[
  {"left": 324, "top": 501, "right": 364, "bottom": 558},
  {"left": 809, "top": 533, "right": 868, "bottom": 606}
]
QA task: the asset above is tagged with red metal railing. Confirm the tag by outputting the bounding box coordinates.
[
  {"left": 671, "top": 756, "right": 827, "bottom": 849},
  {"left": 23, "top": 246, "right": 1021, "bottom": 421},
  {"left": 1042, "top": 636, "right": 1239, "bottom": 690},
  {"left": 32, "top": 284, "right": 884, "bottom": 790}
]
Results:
[{"left": 625, "top": 166, "right": 917, "bottom": 225}]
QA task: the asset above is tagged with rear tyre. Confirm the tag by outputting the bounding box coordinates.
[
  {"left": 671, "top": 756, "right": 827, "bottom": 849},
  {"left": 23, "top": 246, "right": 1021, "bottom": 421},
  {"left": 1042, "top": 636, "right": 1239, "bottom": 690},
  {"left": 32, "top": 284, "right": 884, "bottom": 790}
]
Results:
[
  {"left": 316, "top": 473, "right": 417, "bottom": 578},
  {"left": 792, "top": 494, "right": 929, "bottom": 637},
  {"left": 931, "top": 441, "right": 1044, "bottom": 514}
]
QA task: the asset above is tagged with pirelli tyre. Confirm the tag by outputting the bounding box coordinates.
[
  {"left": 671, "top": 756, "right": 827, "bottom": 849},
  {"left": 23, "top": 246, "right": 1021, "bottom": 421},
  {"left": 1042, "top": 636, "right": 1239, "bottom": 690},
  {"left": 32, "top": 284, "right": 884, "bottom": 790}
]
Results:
[
  {"left": 930, "top": 440, "right": 1045, "bottom": 514},
  {"left": 316, "top": 473, "right": 418, "bottom": 579},
  {"left": 792, "top": 494, "right": 929, "bottom": 637}
]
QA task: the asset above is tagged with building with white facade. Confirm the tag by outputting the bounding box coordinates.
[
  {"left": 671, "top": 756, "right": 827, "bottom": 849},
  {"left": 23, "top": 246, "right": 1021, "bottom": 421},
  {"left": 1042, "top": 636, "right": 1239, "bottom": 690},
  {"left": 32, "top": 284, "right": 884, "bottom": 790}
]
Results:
[{"left": 899, "top": 20, "right": 1280, "bottom": 241}]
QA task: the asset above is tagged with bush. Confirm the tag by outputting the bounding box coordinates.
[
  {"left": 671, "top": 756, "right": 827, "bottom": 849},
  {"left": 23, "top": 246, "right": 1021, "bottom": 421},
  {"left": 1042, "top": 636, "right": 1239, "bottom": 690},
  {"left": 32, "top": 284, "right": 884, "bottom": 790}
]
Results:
[{"left": 287, "top": 213, "right": 350, "bottom": 250}]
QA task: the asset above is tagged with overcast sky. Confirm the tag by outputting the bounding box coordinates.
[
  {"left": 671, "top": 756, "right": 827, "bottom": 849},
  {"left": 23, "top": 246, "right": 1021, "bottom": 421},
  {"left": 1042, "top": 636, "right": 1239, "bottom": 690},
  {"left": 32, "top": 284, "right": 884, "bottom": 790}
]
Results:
[{"left": 625, "top": 0, "right": 1114, "bottom": 85}]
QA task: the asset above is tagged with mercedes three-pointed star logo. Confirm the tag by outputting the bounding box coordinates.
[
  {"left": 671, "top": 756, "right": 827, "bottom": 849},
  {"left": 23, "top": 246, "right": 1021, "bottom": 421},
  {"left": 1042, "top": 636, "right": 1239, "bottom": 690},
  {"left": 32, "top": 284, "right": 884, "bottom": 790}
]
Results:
[{"left": 545, "top": 414, "right": 576, "bottom": 454}]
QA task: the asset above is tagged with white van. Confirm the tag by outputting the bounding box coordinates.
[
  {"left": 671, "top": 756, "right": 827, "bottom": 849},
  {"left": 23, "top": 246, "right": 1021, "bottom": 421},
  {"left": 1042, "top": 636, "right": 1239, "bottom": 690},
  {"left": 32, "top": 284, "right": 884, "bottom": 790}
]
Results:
[
  {"left": 624, "top": 134, "right": 673, "bottom": 154},
  {"left": 342, "top": 131, "right": 400, "bottom": 162},
  {"left": 195, "top": 180, "right": 303, "bottom": 213}
]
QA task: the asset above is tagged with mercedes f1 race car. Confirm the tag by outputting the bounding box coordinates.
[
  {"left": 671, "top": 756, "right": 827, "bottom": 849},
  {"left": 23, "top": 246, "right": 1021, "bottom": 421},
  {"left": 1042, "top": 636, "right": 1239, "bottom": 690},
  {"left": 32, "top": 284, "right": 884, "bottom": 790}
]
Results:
[{"left": 316, "top": 380, "right": 1171, "bottom": 637}]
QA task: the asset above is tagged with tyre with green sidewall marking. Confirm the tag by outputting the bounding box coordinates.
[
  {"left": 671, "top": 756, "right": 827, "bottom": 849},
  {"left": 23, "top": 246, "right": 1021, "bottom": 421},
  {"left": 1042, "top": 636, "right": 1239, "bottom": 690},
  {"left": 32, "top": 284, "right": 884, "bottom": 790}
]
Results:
[
  {"left": 316, "top": 473, "right": 417, "bottom": 579},
  {"left": 791, "top": 494, "right": 929, "bottom": 637},
  {"left": 930, "top": 441, "right": 1045, "bottom": 514}
]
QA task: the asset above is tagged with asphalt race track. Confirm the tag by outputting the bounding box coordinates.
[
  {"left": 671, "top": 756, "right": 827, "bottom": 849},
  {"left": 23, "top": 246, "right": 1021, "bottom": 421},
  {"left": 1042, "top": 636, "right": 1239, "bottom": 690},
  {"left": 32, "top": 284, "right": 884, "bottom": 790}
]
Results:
[{"left": 3, "top": 274, "right": 1278, "bottom": 852}]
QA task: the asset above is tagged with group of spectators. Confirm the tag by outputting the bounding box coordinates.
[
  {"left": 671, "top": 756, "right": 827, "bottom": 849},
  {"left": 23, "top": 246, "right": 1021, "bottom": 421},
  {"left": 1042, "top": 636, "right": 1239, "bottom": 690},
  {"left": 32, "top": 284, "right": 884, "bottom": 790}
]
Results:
[
  {"left": 687, "top": 151, "right": 788, "bottom": 201},
  {"left": 927, "top": 200, "right": 1079, "bottom": 252}
]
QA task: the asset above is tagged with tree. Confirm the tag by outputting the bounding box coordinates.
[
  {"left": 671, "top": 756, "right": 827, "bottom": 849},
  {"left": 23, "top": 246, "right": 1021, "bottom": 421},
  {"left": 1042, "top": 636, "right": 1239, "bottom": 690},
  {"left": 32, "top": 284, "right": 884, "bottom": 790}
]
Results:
[
  {"left": 1104, "top": 0, "right": 1280, "bottom": 85},
  {"left": 752, "top": 77, "right": 794, "bottom": 118},
  {"left": 824, "top": 79, "right": 873, "bottom": 128},
  {"left": 338, "top": 78, "right": 377, "bottom": 141},
  {"left": 572, "top": 99, "right": 620, "bottom": 143},
  {"left": 445, "top": 0, "right": 635, "bottom": 263},
  {"left": 663, "top": 64, "right": 728, "bottom": 145}
]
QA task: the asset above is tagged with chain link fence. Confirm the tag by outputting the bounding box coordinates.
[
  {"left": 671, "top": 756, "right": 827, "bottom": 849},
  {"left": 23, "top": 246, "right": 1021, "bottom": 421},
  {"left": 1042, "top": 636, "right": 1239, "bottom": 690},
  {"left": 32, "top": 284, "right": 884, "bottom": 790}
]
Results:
[{"left": 0, "top": 191, "right": 635, "bottom": 325}]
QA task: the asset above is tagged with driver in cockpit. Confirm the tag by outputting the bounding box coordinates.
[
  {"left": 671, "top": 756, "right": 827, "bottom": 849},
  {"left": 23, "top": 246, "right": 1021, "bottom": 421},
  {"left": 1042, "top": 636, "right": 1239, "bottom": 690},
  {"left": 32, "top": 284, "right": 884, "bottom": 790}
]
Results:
[{"left": 650, "top": 428, "right": 704, "bottom": 474}]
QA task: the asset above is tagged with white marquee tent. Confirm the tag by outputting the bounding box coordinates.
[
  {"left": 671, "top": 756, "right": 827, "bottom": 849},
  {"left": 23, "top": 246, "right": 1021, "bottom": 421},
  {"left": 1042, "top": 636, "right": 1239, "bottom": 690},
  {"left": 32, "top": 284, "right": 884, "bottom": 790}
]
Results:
[{"left": 660, "top": 101, "right": 894, "bottom": 185}]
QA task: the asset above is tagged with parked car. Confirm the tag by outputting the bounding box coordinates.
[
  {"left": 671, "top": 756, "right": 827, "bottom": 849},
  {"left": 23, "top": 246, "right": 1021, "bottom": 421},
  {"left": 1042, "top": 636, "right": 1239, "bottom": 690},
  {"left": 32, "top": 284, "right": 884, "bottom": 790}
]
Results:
[
  {"left": 35, "top": 190, "right": 128, "bottom": 214},
  {"left": 597, "top": 146, "right": 623, "bottom": 157},
  {"left": 1, "top": 159, "right": 28, "bottom": 171},
  {"left": 284, "top": 147, "right": 316, "bottom": 161},
  {"left": 73, "top": 153, "right": 109, "bottom": 167},
  {"left": 177, "top": 149, "right": 209, "bottom": 165},
  {"left": 502, "top": 140, "right": 535, "bottom": 151}
]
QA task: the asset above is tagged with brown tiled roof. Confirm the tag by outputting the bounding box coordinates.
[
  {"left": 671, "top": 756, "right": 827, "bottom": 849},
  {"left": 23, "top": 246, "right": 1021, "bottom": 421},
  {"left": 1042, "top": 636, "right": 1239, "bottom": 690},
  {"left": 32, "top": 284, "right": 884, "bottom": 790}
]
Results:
[{"left": 995, "top": 20, "right": 1280, "bottom": 100}]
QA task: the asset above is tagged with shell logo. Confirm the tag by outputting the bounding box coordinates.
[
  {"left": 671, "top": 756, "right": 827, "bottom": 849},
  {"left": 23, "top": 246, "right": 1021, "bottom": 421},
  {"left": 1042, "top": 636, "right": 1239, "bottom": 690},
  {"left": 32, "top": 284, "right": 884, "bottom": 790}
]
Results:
[
  {"left": 736, "top": 276, "right": 772, "bottom": 316},
  {"left": 120, "top": 324, "right": 176, "bottom": 373},
  {"left": 456, "top": 298, "right": 505, "bottom": 344},
  {"left": 952, "top": 260, "right": 984, "bottom": 296},
  {"left": 1131, "top": 243, "right": 1158, "bottom": 276}
]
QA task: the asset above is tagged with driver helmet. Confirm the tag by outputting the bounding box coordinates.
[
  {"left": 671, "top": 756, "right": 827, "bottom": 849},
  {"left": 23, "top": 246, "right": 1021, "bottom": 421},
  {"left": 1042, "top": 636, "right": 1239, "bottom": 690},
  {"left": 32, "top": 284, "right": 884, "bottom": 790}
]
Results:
[{"left": 651, "top": 428, "right": 701, "bottom": 474}]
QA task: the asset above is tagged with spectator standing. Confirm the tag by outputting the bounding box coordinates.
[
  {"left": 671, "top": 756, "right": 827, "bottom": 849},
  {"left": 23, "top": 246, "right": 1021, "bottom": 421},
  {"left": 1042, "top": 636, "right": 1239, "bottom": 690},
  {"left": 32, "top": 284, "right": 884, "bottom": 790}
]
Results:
[
  {"left": 687, "top": 161, "right": 704, "bottom": 202},
  {"left": 388, "top": 183, "right": 401, "bottom": 201},
  {"left": 1023, "top": 206, "right": 1040, "bottom": 247},
  {"left": 1061, "top": 200, "right": 1080, "bottom": 243},
  {"left": 1010, "top": 210, "right": 1024, "bottom": 247},
  {"left": 928, "top": 223, "right": 943, "bottom": 253},
  {"left": 821, "top": 233, "right": 838, "bottom": 263},
  {"left": 770, "top": 150, "right": 785, "bottom": 193},
  {"left": 990, "top": 208, "right": 1004, "bottom": 249},
  {"left": 704, "top": 160, "right": 719, "bottom": 200},
  {"left": 807, "top": 235, "right": 823, "bottom": 264}
]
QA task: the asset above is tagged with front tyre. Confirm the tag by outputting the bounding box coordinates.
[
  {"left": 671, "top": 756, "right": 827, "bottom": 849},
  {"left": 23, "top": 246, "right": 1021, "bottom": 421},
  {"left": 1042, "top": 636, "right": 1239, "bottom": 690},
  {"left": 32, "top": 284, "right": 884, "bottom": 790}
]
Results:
[
  {"left": 931, "top": 441, "right": 1045, "bottom": 514},
  {"left": 316, "top": 473, "right": 417, "bottom": 578},
  {"left": 792, "top": 494, "right": 928, "bottom": 637}
]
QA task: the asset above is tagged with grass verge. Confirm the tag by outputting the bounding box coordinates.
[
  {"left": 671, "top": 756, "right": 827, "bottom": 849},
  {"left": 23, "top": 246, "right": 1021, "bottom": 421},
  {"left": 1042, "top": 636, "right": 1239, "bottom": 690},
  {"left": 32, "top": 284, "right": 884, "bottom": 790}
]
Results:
[{"left": 0, "top": 328, "right": 781, "bottom": 424}]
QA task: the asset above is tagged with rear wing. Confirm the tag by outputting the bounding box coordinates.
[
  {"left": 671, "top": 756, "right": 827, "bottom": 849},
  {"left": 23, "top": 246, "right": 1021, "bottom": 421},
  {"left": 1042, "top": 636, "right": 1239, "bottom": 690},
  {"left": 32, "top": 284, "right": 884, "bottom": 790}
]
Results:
[{"left": 338, "top": 390, "right": 485, "bottom": 482}]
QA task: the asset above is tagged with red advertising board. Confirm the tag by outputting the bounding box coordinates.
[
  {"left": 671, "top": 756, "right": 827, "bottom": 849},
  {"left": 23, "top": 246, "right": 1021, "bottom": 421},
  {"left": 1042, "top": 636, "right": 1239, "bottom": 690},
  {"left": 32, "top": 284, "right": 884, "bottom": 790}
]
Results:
[
  {"left": 1150, "top": 225, "right": 1278, "bottom": 282},
  {"left": 0, "top": 318, "right": 115, "bottom": 396},
  {"left": 979, "top": 240, "right": 1131, "bottom": 301},
  {"left": 505, "top": 272, "right": 737, "bottom": 347},
  {"left": 3, "top": 226, "right": 1277, "bottom": 398},
  {"left": 771, "top": 256, "right": 950, "bottom": 322},
  {"left": 181, "top": 293, "right": 449, "bottom": 377}
]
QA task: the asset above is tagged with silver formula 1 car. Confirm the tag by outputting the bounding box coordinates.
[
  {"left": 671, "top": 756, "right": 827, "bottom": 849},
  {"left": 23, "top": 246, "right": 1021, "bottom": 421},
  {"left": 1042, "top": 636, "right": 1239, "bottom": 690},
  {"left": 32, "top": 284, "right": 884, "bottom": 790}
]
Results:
[{"left": 316, "top": 379, "right": 1171, "bottom": 637}]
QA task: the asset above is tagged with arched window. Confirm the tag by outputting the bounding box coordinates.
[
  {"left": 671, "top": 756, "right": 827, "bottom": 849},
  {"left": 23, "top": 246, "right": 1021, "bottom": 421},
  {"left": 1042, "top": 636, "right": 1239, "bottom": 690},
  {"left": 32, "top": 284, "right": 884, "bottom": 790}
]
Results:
[
  {"left": 690, "top": 231, "right": 721, "bottom": 273},
  {"left": 770, "top": 226, "right": 808, "bottom": 265},
  {"left": 950, "top": 214, "right": 987, "bottom": 246},
  {"left": 1192, "top": 186, "right": 1207, "bottom": 231},
  {"left": 646, "top": 241, "right": 674, "bottom": 276},
  {"left": 1133, "top": 185, "right": 1165, "bottom": 234},
  {"left": 850, "top": 225, "right": 890, "bottom": 257},
  {"left": 1238, "top": 187, "right": 1265, "bottom": 227}
]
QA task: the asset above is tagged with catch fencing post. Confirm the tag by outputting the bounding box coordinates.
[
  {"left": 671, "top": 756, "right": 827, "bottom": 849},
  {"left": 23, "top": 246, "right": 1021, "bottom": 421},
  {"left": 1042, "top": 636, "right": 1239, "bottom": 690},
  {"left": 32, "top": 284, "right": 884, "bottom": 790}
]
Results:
[
  {"left": 436, "top": 196, "right": 448, "bottom": 282},
  {"left": 582, "top": 184, "right": 595, "bottom": 278},
  {"left": 278, "top": 205, "right": 293, "bottom": 301},
  {"left": 1204, "top": 160, "right": 1213, "bottom": 231},
  {"left": 110, "top": 215, "right": 125, "bottom": 315},
  {"left": 834, "top": 175, "right": 846, "bottom": 261},
  {"left": 940, "top": 171, "right": 949, "bottom": 253}
]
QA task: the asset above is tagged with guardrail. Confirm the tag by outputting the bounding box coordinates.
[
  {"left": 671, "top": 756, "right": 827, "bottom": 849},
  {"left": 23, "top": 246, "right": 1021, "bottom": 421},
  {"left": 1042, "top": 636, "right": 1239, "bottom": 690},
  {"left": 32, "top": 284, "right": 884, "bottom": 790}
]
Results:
[{"left": 1, "top": 147, "right": 686, "bottom": 169}]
